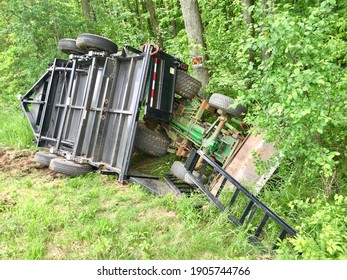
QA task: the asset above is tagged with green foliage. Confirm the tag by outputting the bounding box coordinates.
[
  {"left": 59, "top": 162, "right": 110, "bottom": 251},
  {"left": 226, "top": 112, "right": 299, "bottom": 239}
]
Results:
[
  {"left": 1, "top": 0, "right": 347, "bottom": 260},
  {"left": 0, "top": 0, "right": 188, "bottom": 106},
  {"left": 279, "top": 194, "right": 347, "bottom": 259},
  {"left": 237, "top": 0, "right": 347, "bottom": 184},
  {"left": 0, "top": 0, "right": 90, "bottom": 104},
  {"left": 200, "top": 0, "right": 247, "bottom": 96},
  {"left": 0, "top": 104, "right": 33, "bottom": 148}
]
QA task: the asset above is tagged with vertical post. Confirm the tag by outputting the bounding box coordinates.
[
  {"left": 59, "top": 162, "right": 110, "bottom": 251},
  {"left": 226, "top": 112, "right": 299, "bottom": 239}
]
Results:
[
  {"left": 254, "top": 214, "right": 269, "bottom": 238},
  {"left": 184, "top": 148, "right": 199, "bottom": 173}
]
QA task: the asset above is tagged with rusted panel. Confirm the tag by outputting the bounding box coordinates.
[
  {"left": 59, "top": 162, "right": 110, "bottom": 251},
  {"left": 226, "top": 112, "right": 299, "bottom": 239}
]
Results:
[{"left": 212, "top": 133, "right": 278, "bottom": 194}]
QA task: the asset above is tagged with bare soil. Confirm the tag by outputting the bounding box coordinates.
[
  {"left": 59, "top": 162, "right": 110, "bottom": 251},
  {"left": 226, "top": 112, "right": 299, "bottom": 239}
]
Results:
[{"left": 0, "top": 148, "right": 61, "bottom": 180}]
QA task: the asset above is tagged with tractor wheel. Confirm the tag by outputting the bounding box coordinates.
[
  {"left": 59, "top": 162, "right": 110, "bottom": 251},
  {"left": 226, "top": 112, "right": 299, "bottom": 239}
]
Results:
[
  {"left": 170, "top": 161, "right": 207, "bottom": 185},
  {"left": 134, "top": 122, "right": 170, "bottom": 157},
  {"left": 49, "top": 158, "right": 94, "bottom": 177},
  {"left": 208, "top": 93, "right": 247, "bottom": 118},
  {"left": 58, "top": 39, "right": 86, "bottom": 55},
  {"left": 76, "top": 33, "right": 118, "bottom": 54},
  {"left": 34, "top": 151, "right": 60, "bottom": 167},
  {"left": 175, "top": 70, "right": 201, "bottom": 98}
]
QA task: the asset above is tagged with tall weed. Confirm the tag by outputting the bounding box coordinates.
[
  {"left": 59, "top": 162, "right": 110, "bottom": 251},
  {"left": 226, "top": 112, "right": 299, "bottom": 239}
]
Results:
[
  {"left": 0, "top": 103, "right": 33, "bottom": 148},
  {"left": 277, "top": 194, "right": 347, "bottom": 259}
]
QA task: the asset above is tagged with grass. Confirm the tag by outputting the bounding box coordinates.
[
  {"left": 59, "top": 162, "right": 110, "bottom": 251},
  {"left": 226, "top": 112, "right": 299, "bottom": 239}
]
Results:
[
  {"left": 2, "top": 105, "right": 346, "bottom": 260},
  {"left": 0, "top": 102, "right": 33, "bottom": 149},
  {"left": 0, "top": 105, "right": 297, "bottom": 260},
  {"left": 0, "top": 147, "right": 277, "bottom": 260}
]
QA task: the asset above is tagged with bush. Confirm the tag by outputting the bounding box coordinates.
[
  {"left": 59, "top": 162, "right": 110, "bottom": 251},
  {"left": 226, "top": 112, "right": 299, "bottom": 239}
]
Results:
[{"left": 277, "top": 194, "right": 347, "bottom": 259}]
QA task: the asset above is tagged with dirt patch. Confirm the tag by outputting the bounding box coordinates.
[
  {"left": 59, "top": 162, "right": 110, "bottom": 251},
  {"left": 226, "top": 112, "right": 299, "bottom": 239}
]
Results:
[
  {"left": 0, "top": 148, "right": 35, "bottom": 172},
  {"left": 0, "top": 193, "right": 17, "bottom": 208},
  {"left": 0, "top": 148, "right": 61, "bottom": 180}
]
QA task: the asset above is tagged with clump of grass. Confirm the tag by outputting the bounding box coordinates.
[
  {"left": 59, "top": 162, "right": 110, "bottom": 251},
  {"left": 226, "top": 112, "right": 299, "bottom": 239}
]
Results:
[
  {"left": 0, "top": 154, "right": 280, "bottom": 260},
  {"left": 0, "top": 104, "right": 34, "bottom": 148}
]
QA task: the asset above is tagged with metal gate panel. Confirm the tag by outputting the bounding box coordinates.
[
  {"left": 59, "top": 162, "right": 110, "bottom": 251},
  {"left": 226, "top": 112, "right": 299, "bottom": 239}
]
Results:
[
  {"left": 94, "top": 55, "right": 151, "bottom": 181},
  {"left": 72, "top": 62, "right": 107, "bottom": 156},
  {"left": 65, "top": 50, "right": 152, "bottom": 182},
  {"left": 21, "top": 46, "right": 155, "bottom": 182},
  {"left": 61, "top": 68, "right": 89, "bottom": 147},
  {"left": 101, "top": 58, "right": 137, "bottom": 165}
]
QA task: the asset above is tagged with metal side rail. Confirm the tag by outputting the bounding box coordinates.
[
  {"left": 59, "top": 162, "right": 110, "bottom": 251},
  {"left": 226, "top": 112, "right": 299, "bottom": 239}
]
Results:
[{"left": 182, "top": 149, "right": 297, "bottom": 250}]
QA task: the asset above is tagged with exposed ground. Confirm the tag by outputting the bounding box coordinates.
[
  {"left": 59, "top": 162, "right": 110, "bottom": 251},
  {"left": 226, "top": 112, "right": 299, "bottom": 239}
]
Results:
[
  {"left": 0, "top": 147, "right": 274, "bottom": 260},
  {"left": 0, "top": 148, "right": 62, "bottom": 179}
]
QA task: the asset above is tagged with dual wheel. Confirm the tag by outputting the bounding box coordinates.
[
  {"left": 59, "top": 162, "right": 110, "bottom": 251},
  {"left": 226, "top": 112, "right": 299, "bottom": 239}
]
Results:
[
  {"left": 34, "top": 151, "right": 93, "bottom": 177},
  {"left": 59, "top": 34, "right": 202, "bottom": 99},
  {"left": 133, "top": 121, "right": 170, "bottom": 157},
  {"left": 58, "top": 33, "right": 118, "bottom": 55},
  {"left": 34, "top": 151, "right": 206, "bottom": 184},
  {"left": 175, "top": 69, "right": 201, "bottom": 99}
]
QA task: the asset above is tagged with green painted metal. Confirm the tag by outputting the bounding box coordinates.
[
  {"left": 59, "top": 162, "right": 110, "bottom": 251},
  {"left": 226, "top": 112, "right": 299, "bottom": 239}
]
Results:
[
  {"left": 166, "top": 96, "right": 247, "bottom": 166},
  {"left": 214, "top": 135, "right": 239, "bottom": 166}
]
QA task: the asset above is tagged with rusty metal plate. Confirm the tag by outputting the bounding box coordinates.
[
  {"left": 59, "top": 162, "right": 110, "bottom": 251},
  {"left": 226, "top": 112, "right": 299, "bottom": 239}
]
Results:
[{"left": 212, "top": 133, "right": 278, "bottom": 194}]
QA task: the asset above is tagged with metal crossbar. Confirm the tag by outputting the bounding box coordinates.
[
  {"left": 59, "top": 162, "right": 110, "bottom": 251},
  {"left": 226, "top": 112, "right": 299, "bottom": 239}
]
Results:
[
  {"left": 182, "top": 149, "right": 297, "bottom": 249},
  {"left": 164, "top": 173, "right": 198, "bottom": 196}
]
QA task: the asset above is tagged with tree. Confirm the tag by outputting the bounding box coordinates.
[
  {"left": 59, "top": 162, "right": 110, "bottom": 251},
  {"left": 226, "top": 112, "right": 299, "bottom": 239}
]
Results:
[
  {"left": 260, "top": 0, "right": 273, "bottom": 61},
  {"left": 179, "top": 0, "right": 209, "bottom": 97},
  {"left": 242, "top": 0, "right": 256, "bottom": 89},
  {"left": 239, "top": 0, "right": 347, "bottom": 183},
  {"left": 81, "top": 0, "right": 93, "bottom": 20},
  {"left": 135, "top": 0, "right": 144, "bottom": 35},
  {"left": 146, "top": 0, "right": 163, "bottom": 48}
]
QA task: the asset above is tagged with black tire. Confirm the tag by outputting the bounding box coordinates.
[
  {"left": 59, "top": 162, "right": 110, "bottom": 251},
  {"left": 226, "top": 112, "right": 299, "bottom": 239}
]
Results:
[
  {"left": 175, "top": 70, "right": 201, "bottom": 98},
  {"left": 58, "top": 39, "right": 86, "bottom": 55},
  {"left": 208, "top": 93, "right": 247, "bottom": 118},
  {"left": 76, "top": 33, "right": 118, "bottom": 54},
  {"left": 170, "top": 161, "right": 207, "bottom": 185},
  {"left": 49, "top": 158, "right": 94, "bottom": 176},
  {"left": 34, "top": 151, "right": 60, "bottom": 167},
  {"left": 134, "top": 122, "right": 170, "bottom": 157}
]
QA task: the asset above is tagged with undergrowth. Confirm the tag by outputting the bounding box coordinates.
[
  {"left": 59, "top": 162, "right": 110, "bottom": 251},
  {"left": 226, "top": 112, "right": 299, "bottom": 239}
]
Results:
[
  {"left": 0, "top": 102, "right": 33, "bottom": 148},
  {"left": 0, "top": 168, "right": 266, "bottom": 260},
  {"left": 1, "top": 106, "right": 346, "bottom": 259}
]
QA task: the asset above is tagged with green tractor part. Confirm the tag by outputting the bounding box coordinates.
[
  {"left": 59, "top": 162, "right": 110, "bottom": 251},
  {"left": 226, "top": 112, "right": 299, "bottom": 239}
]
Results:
[{"left": 163, "top": 94, "right": 248, "bottom": 167}]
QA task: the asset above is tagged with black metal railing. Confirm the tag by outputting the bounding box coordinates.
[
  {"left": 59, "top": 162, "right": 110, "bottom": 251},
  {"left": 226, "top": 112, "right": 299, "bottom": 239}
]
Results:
[{"left": 178, "top": 148, "right": 297, "bottom": 249}]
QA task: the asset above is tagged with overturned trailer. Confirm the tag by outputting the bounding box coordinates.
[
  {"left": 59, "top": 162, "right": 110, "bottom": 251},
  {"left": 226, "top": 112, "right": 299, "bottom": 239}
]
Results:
[
  {"left": 20, "top": 34, "right": 296, "bottom": 249},
  {"left": 21, "top": 34, "right": 184, "bottom": 182}
]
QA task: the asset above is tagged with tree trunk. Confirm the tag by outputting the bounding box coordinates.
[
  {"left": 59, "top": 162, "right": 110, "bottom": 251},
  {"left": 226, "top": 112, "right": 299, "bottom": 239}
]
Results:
[
  {"left": 145, "top": 0, "right": 164, "bottom": 49},
  {"left": 242, "top": 0, "right": 255, "bottom": 89},
  {"left": 125, "top": 0, "right": 133, "bottom": 13},
  {"left": 179, "top": 0, "right": 209, "bottom": 97},
  {"left": 81, "top": 0, "right": 93, "bottom": 20},
  {"left": 164, "top": 0, "right": 177, "bottom": 37},
  {"left": 135, "top": 0, "right": 144, "bottom": 36},
  {"left": 261, "top": 0, "right": 274, "bottom": 61},
  {"left": 172, "top": 19, "right": 177, "bottom": 37}
]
